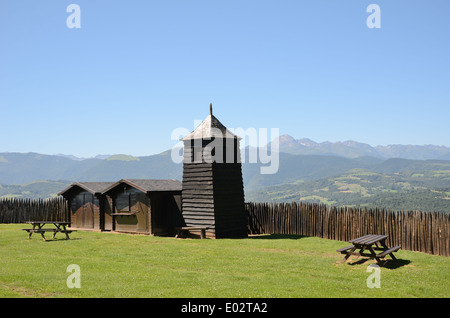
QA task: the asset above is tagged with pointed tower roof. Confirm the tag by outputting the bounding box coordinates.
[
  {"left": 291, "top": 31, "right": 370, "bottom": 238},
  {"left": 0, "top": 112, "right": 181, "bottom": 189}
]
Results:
[{"left": 181, "top": 103, "right": 241, "bottom": 141}]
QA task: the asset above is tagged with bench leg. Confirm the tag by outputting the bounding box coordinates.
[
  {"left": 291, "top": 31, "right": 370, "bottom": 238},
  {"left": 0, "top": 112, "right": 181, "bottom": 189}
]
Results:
[
  {"left": 62, "top": 225, "right": 70, "bottom": 240},
  {"left": 381, "top": 241, "right": 398, "bottom": 262},
  {"left": 368, "top": 246, "right": 378, "bottom": 259},
  {"left": 28, "top": 224, "right": 38, "bottom": 239},
  {"left": 200, "top": 229, "right": 206, "bottom": 239},
  {"left": 341, "top": 254, "right": 350, "bottom": 263},
  {"left": 341, "top": 246, "right": 357, "bottom": 263}
]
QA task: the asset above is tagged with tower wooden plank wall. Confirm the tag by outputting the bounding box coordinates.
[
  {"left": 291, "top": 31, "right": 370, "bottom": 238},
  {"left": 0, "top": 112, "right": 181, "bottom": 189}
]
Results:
[{"left": 181, "top": 106, "right": 247, "bottom": 238}]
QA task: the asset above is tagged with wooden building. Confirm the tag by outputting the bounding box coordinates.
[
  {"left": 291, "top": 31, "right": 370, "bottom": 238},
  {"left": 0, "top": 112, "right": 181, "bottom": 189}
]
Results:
[
  {"left": 58, "top": 182, "right": 114, "bottom": 231},
  {"left": 59, "top": 179, "right": 182, "bottom": 236},
  {"left": 101, "top": 179, "right": 182, "bottom": 236},
  {"left": 58, "top": 106, "right": 246, "bottom": 238},
  {"left": 181, "top": 104, "right": 247, "bottom": 238}
]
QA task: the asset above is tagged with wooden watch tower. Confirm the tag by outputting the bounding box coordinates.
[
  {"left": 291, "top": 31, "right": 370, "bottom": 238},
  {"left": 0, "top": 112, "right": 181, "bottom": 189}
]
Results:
[{"left": 181, "top": 104, "right": 247, "bottom": 238}]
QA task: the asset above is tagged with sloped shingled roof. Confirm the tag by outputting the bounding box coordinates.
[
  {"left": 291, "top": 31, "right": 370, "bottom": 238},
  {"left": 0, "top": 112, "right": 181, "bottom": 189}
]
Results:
[
  {"left": 58, "top": 181, "right": 115, "bottom": 196},
  {"left": 101, "top": 178, "right": 182, "bottom": 194},
  {"left": 181, "top": 105, "right": 241, "bottom": 141},
  {"left": 58, "top": 179, "right": 182, "bottom": 197}
]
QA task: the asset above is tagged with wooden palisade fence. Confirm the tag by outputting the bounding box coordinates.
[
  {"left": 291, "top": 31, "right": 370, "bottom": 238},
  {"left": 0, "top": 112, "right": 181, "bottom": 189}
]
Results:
[
  {"left": 1, "top": 197, "right": 448, "bottom": 257},
  {"left": 0, "top": 197, "right": 68, "bottom": 223},
  {"left": 246, "top": 202, "right": 450, "bottom": 257}
]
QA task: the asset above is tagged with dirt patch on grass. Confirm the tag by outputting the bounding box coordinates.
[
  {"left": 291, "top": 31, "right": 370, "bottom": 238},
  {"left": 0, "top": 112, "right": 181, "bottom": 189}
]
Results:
[
  {"left": 0, "top": 282, "right": 57, "bottom": 298},
  {"left": 261, "top": 248, "right": 286, "bottom": 253}
]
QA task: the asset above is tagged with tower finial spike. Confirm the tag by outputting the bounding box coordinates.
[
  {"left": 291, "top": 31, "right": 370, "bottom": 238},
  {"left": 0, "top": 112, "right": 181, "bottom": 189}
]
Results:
[{"left": 210, "top": 103, "right": 213, "bottom": 116}]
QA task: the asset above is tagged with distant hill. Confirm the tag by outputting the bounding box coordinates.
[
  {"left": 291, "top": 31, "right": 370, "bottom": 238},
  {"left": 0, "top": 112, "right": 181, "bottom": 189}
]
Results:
[
  {"left": 2, "top": 136, "right": 450, "bottom": 211},
  {"left": 270, "top": 135, "right": 450, "bottom": 160},
  {"left": 0, "top": 180, "right": 72, "bottom": 199},
  {"left": 0, "top": 151, "right": 182, "bottom": 185},
  {"left": 245, "top": 166, "right": 450, "bottom": 213},
  {"left": 1, "top": 149, "right": 450, "bottom": 212},
  {"left": 439, "top": 152, "right": 450, "bottom": 160},
  {"left": 240, "top": 151, "right": 384, "bottom": 191},
  {"left": 0, "top": 152, "right": 103, "bottom": 184},
  {"left": 375, "top": 144, "right": 450, "bottom": 160}
]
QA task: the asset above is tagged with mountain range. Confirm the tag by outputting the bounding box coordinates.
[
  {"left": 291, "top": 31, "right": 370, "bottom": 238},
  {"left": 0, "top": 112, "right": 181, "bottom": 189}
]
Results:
[
  {"left": 1, "top": 135, "right": 450, "bottom": 212},
  {"left": 271, "top": 135, "right": 450, "bottom": 160}
]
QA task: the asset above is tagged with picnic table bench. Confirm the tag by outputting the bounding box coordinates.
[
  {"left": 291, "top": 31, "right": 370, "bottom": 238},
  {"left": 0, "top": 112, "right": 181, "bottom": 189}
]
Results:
[
  {"left": 175, "top": 226, "right": 207, "bottom": 239},
  {"left": 337, "top": 234, "right": 400, "bottom": 265},
  {"left": 22, "top": 221, "right": 75, "bottom": 241}
]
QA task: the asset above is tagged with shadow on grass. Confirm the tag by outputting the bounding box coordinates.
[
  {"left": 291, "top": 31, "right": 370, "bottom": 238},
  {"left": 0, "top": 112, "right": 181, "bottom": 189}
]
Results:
[
  {"left": 347, "top": 257, "right": 411, "bottom": 269},
  {"left": 26, "top": 238, "right": 82, "bottom": 242},
  {"left": 248, "top": 234, "right": 307, "bottom": 240}
]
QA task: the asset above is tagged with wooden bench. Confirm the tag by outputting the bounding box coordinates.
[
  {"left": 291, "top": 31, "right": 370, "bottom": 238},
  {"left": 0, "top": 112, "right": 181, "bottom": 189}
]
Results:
[
  {"left": 175, "top": 227, "right": 207, "bottom": 239},
  {"left": 22, "top": 228, "right": 56, "bottom": 232},
  {"left": 376, "top": 246, "right": 401, "bottom": 259},
  {"left": 336, "top": 245, "right": 355, "bottom": 253}
]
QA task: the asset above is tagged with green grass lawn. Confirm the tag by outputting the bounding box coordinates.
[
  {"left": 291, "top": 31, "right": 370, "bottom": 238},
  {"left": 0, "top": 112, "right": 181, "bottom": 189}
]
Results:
[{"left": 0, "top": 224, "right": 449, "bottom": 298}]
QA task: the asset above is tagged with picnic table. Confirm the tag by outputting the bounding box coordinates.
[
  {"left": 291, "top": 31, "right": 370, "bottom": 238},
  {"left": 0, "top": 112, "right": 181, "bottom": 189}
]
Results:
[
  {"left": 337, "top": 234, "right": 400, "bottom": 264},
  {"left": 22, "top": 221, "right": 75, "bottom": 241}
]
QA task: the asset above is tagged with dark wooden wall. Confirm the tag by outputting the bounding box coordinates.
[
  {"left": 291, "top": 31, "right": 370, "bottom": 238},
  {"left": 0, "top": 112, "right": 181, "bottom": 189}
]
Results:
[
  {"left": 101, "top": 196, "right": 113, "bottom": 231},
  {"left": 182, "top": 137, "right": 247, "bottom": 238},
  {"left": 151, "top": 192, "right": 183, "bottom": 236},
  {"left": 213, "top": 163, "right": 247, "bottom": 238},
  {"left": 107, "top": 185, "right": 182, "bottom": 236},
  {"left": 182, "top": 162, "right": 216, "bottom": 235},
  {"left": 181, "top": 162, "right": 247, "bottom": 238},
  {"left": 111, "top": 187, "right": 150, "bottom": 234},
  {"left": 69, "top": 190, "right": 100, "bottom": 229}
]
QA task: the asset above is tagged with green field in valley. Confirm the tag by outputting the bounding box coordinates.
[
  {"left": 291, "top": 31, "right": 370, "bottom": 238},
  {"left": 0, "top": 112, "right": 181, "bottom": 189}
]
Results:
[
  {"left": 246, "top": 168, "right": 450, "bottom": 213},
  {"left": 0, "top": 224, "right": 449, "bottom": 298}
]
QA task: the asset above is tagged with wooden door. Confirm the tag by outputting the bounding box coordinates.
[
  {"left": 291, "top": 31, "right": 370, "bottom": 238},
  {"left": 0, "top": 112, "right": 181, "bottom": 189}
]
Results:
[
  {"left": 103, "top": 197, "right": 113, "bottom": 231},
  {"left": 82, "top": 193, "right": 94, "bottom": 228},
  {"left": 71, "top": 191, "right": 94, "bottom": 228},
  {"left": 135, "top": 192, "right": 149, "bottom": 233}
]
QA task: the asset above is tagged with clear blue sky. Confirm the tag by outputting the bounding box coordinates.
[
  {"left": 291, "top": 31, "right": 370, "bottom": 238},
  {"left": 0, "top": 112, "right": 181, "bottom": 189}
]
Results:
[{"left": 1, "top": 0, "right": 449, "bottom": 157}]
